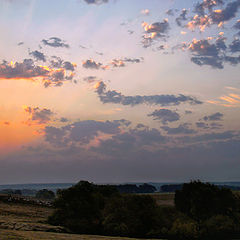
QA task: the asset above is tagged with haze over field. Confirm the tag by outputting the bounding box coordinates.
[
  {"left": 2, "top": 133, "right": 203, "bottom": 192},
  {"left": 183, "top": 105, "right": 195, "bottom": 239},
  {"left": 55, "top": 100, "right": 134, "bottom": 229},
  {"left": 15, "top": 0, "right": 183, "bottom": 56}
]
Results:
[{"left": 0, "top": 0, "right": 240, "bottom": 184}]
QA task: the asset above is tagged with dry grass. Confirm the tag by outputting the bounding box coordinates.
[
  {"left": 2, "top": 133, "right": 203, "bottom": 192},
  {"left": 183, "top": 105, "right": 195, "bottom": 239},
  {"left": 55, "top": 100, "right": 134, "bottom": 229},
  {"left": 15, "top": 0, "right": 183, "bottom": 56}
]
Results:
[
  {"left": 0, "top": 199, "right": 163, "bottom": 240},
  {"left": 0, "top": 230, "right": 162, "bottom": 240},
  {"left": 147, "top": 193, "right": 175, "bottom": 206}
]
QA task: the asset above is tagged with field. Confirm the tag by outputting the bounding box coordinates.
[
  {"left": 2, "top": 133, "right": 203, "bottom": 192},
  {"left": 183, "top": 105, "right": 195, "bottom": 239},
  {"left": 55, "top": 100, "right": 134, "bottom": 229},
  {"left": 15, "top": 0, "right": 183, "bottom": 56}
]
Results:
[{"left": 0, "top": 193, "right": 171, "bottom": 240}]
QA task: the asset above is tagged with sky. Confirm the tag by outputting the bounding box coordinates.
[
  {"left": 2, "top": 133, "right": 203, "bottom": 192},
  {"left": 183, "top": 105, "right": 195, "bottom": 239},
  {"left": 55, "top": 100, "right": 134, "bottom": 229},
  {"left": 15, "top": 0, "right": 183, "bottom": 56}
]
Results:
[{"left": 0, "top": 0, "right": 240, "bottom": 184}]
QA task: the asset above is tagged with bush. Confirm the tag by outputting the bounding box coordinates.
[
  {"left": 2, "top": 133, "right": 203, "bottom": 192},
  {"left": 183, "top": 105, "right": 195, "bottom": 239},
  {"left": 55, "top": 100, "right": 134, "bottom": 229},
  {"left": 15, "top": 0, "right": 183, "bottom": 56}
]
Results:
[
  {"left": 36, "top": 189, "right": 55, "bottom": 200},
  {"left": 169, "top": 217, "right": 199, "bottom": 240},
  {"left": 175, "top": 181, "right": 237, "bottom": 221},
  {"left": 200, "top": 215, "right": 237, "bottom": 239},
  {"left": 48, "top": 181, "right": 118, "bottom": 234},
  {"left": 103, "top": 194, "right": 158, "bottom": 238}
]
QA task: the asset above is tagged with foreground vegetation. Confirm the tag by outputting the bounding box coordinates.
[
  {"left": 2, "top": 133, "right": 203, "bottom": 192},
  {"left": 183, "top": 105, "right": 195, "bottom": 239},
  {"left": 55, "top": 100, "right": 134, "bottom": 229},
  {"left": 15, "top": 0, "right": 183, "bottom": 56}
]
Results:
[
  {"left": 1, "top": 181, "right": 240, "bottom": 239},
  {"left": 0, "top": 197, "right": 162, "bottom": 240},
  {"left": 49, "top": 181, "right": 240, "bottom": 240}
]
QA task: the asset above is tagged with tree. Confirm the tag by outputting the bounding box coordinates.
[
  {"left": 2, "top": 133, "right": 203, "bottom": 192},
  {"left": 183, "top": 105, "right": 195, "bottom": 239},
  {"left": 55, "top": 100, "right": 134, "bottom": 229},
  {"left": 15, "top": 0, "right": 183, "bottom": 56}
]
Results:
[
  {"left": 103, "top": 194, "right": 158, "bottom": 238},
  {"left": 175, "top": 181, "right": 237, "bottom": 221},
  {"left": 48, "top": 181, "right": 118, "bottom": 234}
]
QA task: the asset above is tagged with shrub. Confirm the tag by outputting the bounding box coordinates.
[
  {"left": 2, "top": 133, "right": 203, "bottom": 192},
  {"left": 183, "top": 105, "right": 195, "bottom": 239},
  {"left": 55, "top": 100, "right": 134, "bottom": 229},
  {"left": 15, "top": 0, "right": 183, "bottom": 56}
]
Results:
[
  {"left": 48, "top": 181, "right": 117, "bottom": 234},
  {"left": 169, "top": 217, "right": 199, "bottom": 240},
  {"left": 36, "top": 189, "right": 55, "bottom": 200},
  {"left": 200, "top": 215, "right": 237, "bottom": 240},
  {"left": 103, "top": 194, "right": 158, "bottom": 238},
  {"left": 175, "top": 181, "right": 237, "bottom": 221}
]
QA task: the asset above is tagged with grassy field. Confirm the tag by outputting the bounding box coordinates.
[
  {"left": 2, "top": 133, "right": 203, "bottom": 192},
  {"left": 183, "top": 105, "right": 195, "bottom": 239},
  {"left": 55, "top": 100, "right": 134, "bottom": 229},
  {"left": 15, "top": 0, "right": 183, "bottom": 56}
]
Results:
[
  {"left": 0, "top": 194, "right": 169, "bottom": 240},
  {"left": 0, "top": 230, "right": 164, "bottom": 240}
]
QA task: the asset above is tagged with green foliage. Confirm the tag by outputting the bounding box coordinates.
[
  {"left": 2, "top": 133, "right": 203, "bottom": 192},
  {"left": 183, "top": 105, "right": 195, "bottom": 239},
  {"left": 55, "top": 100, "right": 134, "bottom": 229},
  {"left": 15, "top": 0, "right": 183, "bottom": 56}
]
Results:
[
  {"left": 175, "top": 180, "right": 237, "bottom": 221},
  {"left": 36, "top": 189, "right": 55, "bottom": 200},
  {"left": 200, "top": 215, "right": 237, "bottom": 239},
  {"left": 48, "top": 181, "right": 118, "bottom": 234},
  {"left": 169, "top": 217, "right": 199, "bottom": 240},
  {"left": 48, "top": 180, "right": 240, "bottom": 239},
  {"left": 103, "top": 194, "right": 158, "bottom": 237}
]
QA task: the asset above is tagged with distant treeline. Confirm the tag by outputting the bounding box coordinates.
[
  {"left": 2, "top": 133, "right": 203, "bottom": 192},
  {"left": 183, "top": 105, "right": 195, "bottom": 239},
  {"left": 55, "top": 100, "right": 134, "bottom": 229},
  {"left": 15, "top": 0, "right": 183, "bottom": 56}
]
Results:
[
  {"left": 160, "top": 184, "right": 240, "bottom": 193},
  {"left": 112, "top": 183, "right": 157, "bottom": 193}
]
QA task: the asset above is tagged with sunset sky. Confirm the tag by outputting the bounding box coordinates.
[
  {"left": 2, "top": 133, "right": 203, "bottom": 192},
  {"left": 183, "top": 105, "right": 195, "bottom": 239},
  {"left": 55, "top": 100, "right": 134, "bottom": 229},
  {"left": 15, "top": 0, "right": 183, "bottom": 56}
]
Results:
[{"left": 0, "top": 0, "right": 240, "bottom": 184}]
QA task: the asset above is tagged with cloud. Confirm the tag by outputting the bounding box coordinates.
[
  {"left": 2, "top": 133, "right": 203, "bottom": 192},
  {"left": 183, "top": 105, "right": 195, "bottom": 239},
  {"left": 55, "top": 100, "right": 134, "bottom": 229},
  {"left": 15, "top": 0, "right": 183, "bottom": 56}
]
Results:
[
  {"left": 194, "top": 0, "right": 224, "bottom": 15},
  {"left": 176, "top": 9, "right": 188, "bottom": 26},
  {"left": 234, "top": 19, "right": 240, "bottom": 29},
  {"left": 161, "top": 123, "right": 196, "bottom": 135},
  {"left": 210, "top": 0, "right": 240, "bottom": 24},
  {"left": 196, "top": 121, "right": 223, "bottom": 129},
  {"left": 166, "top": 9, "right": 174, "bottom": 16},
  {"left": 189, "top": 38, "right": 227, "bottom": 69},
  {"left": 23, "top": 106, "right": 54, "bottom": 125},
  {"left": 50, "top": 56, "right": 76, "bottom": 71},
  {"left": 203, "top": 112, "right": 224, "bottom": 121},
  {"left": 82, "top": 58, "right": 143, "bottom": 70},
  {"left": 0, "top": 59, "right": 48, "bottom": 79},
  {"left": 29, "top": 50, "right": 46, "bottom": 62},
  {"left": 94, "top": 81, "right": 203, "bottom": 106},
  {"left": 0, "top": 59, "right": 75, "bottom": 87},
  {"left": 142, "top": 19, "right": 170, "bottom": 47},
  {"left": 208, "top": 93, "right": 240, "bottom": 107},
  {"left": 17, "top": 42, "right": 24, "bottom": 46},
  {"left": 229, "top": 39, "right": 240, "bottom": 53},
  {"left": 83, "top": 0, "right": 108, "bottom": 4},
  {"left": 42, "top": 37, "right": 69, "bottom": 48},
  {"left": 82, "top": 59, "right": 105, "bottom": 70},
  {"left": 83, "top": 76, "right": 98, "bottom": 83},
  {"left": 187, "top": 14, "right": 212, "bottom": 32},
  {"left": 60, "top": 117, "right": 69, "bottom": 123},
  {"left": 44, "top": 119, "right": 126, "bottom": 147},
  {"left": 148, "top": 109, "right": 180, "bottom": 124}
]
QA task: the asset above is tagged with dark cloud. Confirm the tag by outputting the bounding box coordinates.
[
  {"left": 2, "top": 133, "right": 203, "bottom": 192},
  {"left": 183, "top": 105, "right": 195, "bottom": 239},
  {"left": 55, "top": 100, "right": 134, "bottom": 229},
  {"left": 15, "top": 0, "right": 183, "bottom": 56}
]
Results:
[
  {"left": 194, "top": 0, "right": 224, "bottom": 15},
  {"left": 196, "top": 121, "right": 223, "bottom": 129},
  {"left": 82, "top": 59, "right": 103, "bottom": 69},
  {"left": 166, "top": 9, "right": 174, "bottom": 16},
  {"left": 203, "top": 112, "right": 224, "bottom": 121},
  {"left": 24, "top": 106, "right": 54, "bottom": 125},
  {"left": 83, "top": 76, "right": 98, "bottom": 83},
  {"left": 224, "top": 55, "right": 240, "bottom": 65},
  {"left": 183, "top": 131, "right": 237, "bottom": 143},
  {"left": 191, "top": 56, "right": 224, "bottom": 69},
  {"left": 17, "top": 42, "right": 24, "bottom": 46},
  {"left": 0, "top": 59, "right": 48, "bottom": 79},
  {"left": 142, "top": 19, "right": 170, "bottom": 47},
  {"left": 42, "top": 37, "right": 69, "bottom": 48},
  {"left": 95, "top": 81, "right": 203, "bottom": 106},
  {"left": 189, "top": 38, "right": 227, "bottom": 69},
  {"left": 29, "top": 50, "right": 46, "bottom": 62},
  {"left": 50, "top": 56, "right": 76, "bottom": 71},
  {"left": 161, "top": 123, "right": 196, "bottom": 135},
  {"left": 0, "top": 59, "right": 75, "bottom": 87},
  {"left": 196, "top": 121, "right": 209, "bottom": 129},
  {"left": 60, "top": 117, "right": 69, "bottom": 123},
  {"left": 176, "top": 9, "right": 188, "bottom": 26},
  {"left": 44, "top": 119, "right": 124, "bottom": 147},
  {"left": 210, "top": 0, "right": 240, "bottom": 24},
  {"left": 148, "top": 109, "right": 180, "bottom": 124},
  {"left": 82, "top": 57, "right": 143, "bottom": 70},
  {"left": 83, "top": 0, "right": 108, "bottom": 4},
  {"left": 229, "top": 39, "right": 240, "bottom": 53},
  {"left": 233, "top": 20, "right": 240, "bottom": 30}
]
